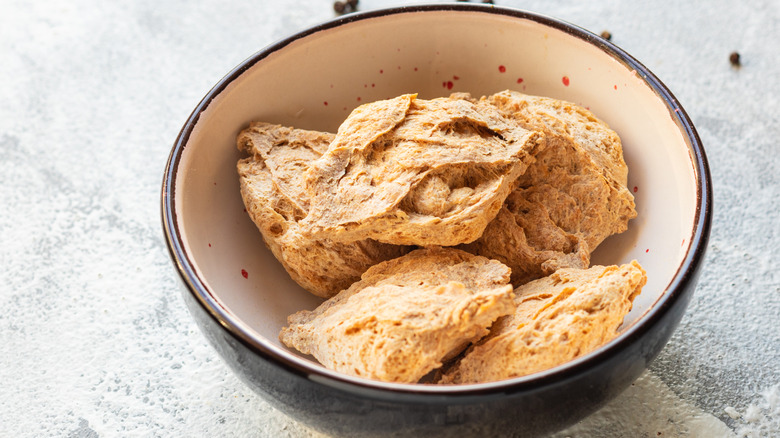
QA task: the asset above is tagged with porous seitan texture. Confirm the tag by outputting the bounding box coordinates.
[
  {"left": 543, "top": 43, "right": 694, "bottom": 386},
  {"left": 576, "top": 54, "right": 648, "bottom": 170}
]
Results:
[
  {"left": 438, "top": 261, "right": 646, "bottom": 384},
  {"left": 279, "top": 247, "right": 516, "bottom": 383},
  {"left": 237, "top": 122, "right": 409, "bottom": 298},
  {"left": 301, "top": 94, "right": 545, "bottom": 247},
  {"left": 460, "top": 91, "right": 637, "bottom": 286}
]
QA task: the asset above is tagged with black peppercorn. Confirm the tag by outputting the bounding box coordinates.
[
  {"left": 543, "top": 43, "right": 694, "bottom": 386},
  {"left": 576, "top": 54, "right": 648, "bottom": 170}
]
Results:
[
  {"left": 729, "top": 51, "right": 741, "bottom": 67},
  {"left": 482, "top": 0, "right": 495, "bottom": 4},
  {"left": 334, "top": 0, "right": 358, "bottom": 14},
  {"left": 600, "top": 30, "right": 612, "bottom": 41}
]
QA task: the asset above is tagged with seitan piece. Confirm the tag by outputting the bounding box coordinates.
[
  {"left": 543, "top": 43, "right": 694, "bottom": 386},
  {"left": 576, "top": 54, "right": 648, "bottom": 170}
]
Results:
[
  {"left": 279, "top": 247, "right": 516, "bottom": 383},
  {"left": 439, "top": 261, "right": 646, "bottom": 384},
  {"left": 237, "top": 122, "right": 409, "bottom": 298},
  {"left": 300, "top": 94, "right": 545, "bottom": 246},
  {"left": 460, "top": 91, "right": 637, "bottom": 286}
]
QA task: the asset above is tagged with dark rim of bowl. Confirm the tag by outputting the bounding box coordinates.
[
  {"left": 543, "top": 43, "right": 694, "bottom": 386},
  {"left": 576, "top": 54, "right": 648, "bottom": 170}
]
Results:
[{"left": 161, "top": 4, "right": 712, "bottom": 399}]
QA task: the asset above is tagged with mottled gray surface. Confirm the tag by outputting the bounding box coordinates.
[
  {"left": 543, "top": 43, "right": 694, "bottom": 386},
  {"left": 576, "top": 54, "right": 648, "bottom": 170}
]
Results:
[{"left": 1, "top": 0, "right": 778, "bottom": 437}]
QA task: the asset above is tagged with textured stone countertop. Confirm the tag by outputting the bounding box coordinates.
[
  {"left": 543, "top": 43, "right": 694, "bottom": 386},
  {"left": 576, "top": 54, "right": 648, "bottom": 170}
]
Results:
[{"left": 1, "top": 1, "right": 778, "bottom": 436}]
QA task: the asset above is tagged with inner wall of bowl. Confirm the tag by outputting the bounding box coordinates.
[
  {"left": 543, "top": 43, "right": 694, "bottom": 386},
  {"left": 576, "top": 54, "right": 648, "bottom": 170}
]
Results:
[{"left": 176, "top": 10, "right": 698, "bottom": 354}]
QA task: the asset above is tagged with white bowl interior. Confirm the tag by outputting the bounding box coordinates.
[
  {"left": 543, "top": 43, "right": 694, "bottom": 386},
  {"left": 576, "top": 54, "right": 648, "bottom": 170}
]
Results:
[{"left": 174, "top": 9, "right": 699, "bottom": 378}]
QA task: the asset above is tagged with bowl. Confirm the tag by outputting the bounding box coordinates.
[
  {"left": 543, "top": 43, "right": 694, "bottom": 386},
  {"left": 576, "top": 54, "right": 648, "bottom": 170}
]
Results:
[{"left": 161, "top": 4, "right": 712, "bottom": 437}]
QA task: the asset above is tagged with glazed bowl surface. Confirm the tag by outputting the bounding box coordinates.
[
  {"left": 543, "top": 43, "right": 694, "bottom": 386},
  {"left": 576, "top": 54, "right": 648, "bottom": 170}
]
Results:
[{"left": 162, "top": 4, "right": 711, "bottom": 437}]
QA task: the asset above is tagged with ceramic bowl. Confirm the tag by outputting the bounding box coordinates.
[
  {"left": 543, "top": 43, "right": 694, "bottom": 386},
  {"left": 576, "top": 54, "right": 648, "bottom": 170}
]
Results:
[{"left": 162, "top": 4, "right": 711, "bottom": 437}]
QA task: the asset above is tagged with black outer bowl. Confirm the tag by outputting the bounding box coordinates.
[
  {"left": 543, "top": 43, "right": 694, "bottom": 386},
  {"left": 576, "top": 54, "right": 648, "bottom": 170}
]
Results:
[{"left": 162, "top": 4, "right": 712, "bottom": 437}]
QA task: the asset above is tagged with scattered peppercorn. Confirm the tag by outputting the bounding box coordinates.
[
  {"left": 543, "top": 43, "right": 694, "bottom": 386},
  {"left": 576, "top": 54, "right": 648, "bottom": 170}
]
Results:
[
  {"left": 483, "top": 0, "right": 495, "bottom": 4},
  {"left": 334, "top": 0, "right": 358, "bottom": 15},
  {"left": 729, "top": 51, "right": 741, "bottom": 67},
  {"left": 600, "top": 30, "right": 612, "bottom": 41}
]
